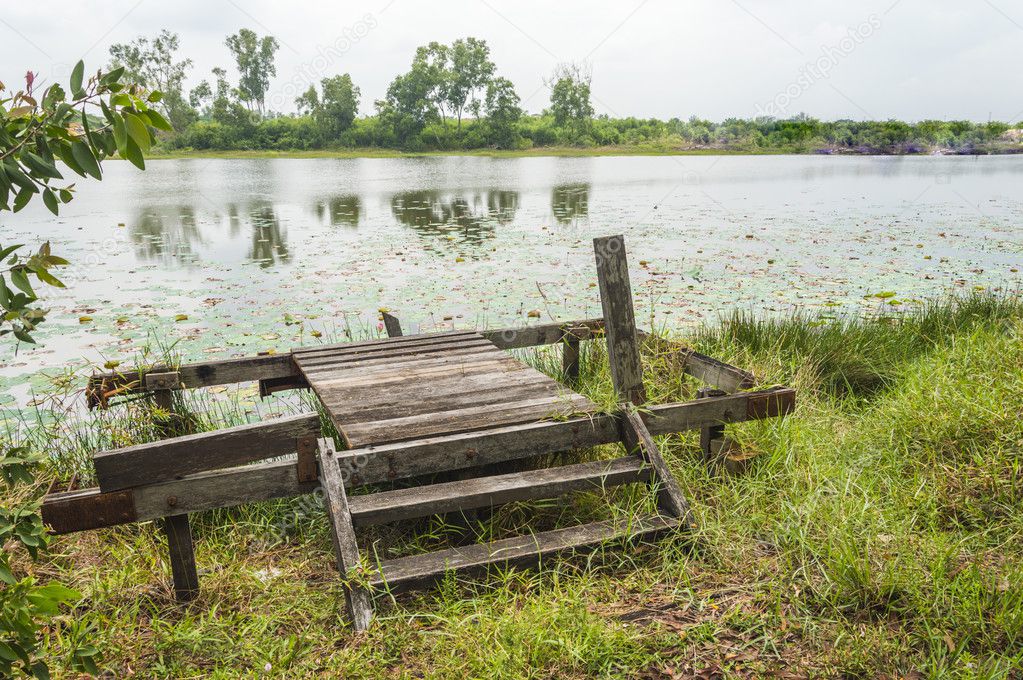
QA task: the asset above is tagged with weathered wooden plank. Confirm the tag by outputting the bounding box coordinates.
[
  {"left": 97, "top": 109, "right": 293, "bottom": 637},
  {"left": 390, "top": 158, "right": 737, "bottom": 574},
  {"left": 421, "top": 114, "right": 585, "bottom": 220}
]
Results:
[
  {"left": 318, "top": 439, "right": 373, "bottom": 631},
  {"left": 382, "top": 312, "right": 403, "bottom": 337},
  {"left": 42, "top": 388, "right": 795, "bottom": 533},
  {"left": 620, "top": 408, "right": 696, "bottom": 528},
  {"left": 294, "top": 333, "right": 492, "bottom": 363},
  {"left": 87, "top": 353, "right": 298, "bottom": 407},
  {"left": 292, "top": 330, "right": 474, "bottom": 356},
  {"left": 302, "top": 355, "right": 519, "bottom": 386},
  {"left": 369, "top": 514, "right": 679, "bottom": 592},
  {"left": 93, "top": 413, "right": 322, "bottom": 492},
  {"left": 593, "top": 235, "right": 645, "bottom": 405},
  {"left": 296, "top": 342, "right": 501, "bottom": 372},
  {"left": 638, "top": 331, "right": 755, "bottom": 393},
  {"left": 340, "top": 394, "right": 595, "bottom": 448},
  {"left": 330, "top": 376, "right": 563, "bottom": 425},
  {"left": 163, "top": 514, "right": 199, "bottom": 602},
  {"left": 349, "top": 456, "right": 649, "bottom": 527},
  {"left": 482, "top": 319, "right": 604, "bottom": 349}
]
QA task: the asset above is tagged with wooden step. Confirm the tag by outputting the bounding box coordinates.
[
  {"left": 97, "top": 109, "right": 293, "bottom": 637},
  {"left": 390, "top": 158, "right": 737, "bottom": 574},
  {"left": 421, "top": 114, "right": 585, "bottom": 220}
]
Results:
[
  {"left": 368, "top": 514, "right": 680, "bottom": 592},
  {"left": 349, "top": 456, "right": 650, "bottom": 527}
]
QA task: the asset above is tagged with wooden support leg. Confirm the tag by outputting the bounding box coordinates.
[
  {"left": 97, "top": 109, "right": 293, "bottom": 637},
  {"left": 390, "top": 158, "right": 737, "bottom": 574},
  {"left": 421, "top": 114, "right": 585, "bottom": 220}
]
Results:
[
  {"left": 163, "top": 514, "right": 199, "bottom": 602},
  {"left": 317, "top": 439, "right": 373, "bottom": 631},
  {"left": 562, "top": 337, "right": 580, "bottom": 384},
  {"left": 382, "top": 312, "right": 403, "bottom": 338},
  {"left": 697, "top": 387, "right": 727, "bottom": 466},
  {"left": 593, "top": 235, "right": 646, "bottom": 405},
  {"left": 152, "top": 378, "right": 201, "bottom": 602},
  {"left": 620, "top": 408, "right": 696, "bottom": 529}
]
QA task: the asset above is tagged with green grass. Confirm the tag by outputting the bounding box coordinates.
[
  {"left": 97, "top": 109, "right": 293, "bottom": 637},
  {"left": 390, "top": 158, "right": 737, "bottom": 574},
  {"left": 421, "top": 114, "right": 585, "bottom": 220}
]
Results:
[{"left": 13, "top": 294, "right": 1023, "bottom": 677}]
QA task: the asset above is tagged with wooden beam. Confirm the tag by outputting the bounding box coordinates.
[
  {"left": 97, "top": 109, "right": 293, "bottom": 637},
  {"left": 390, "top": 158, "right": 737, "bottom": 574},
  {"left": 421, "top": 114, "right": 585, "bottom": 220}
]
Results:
[
  {"left": 482, "top": 319, "right": 604, "bottom": 350},
  {"left": 87, "top": 353, "right": 299, "bottom": 407},
  {"left": 93, "top": 413, "right": 322, "bottom": 492},
  {"left": 620, "top": 408, "right": 696, "bottom": 527},
  {"left": 637, "top": 331, "right": 755, "bottom": 393},
  {"left": 42, "top": 388, "right": 795, "bottom": 533},
  {"left": 382, "top": 312, "right": 403, "bottom": 337},
  {"left": 697, "top": 387, "right": 727, "bottom": 464},
  {"left": 593, "top": 235, "right": 645, "bottom": 405},
  {"left": 318, "top": 439, "right": 373, "bottom": 631},
  {"left": 163, "top": 514, "right": 199, "bottom": 602}
]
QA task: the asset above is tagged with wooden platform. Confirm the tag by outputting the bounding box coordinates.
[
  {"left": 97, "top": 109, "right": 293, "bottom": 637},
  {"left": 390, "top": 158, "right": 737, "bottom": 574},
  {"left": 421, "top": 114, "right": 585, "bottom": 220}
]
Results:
[{"left": 292, "top": 330, "right": 598, "bottom": 449}]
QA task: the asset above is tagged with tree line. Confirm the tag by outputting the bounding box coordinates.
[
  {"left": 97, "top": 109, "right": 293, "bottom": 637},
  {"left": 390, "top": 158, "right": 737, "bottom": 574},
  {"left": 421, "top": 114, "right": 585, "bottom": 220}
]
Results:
[{"left": 109, "top": 30, "right": 1021, "bottom": 155}]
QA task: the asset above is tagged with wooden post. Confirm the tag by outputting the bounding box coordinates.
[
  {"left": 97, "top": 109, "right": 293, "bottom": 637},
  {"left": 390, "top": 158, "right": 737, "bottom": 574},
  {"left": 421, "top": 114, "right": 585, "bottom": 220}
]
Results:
[
  {"left": 318, "top": 438, "right": 374, "bottom": 631},
  {"left": 593, "top": 235, "right": 646, "bottom": 405},
  {"left": 382, "top": 312, "right": 403, "bottom": 338},
  {"left": 562, "top": 337, "right": 580, "bottom": 384},
  {"left": 697, "top": 387, "right": 726, "bottom": 465},
  {"left": 163, "top": 514, "right": 199, "bottom": 601},
  {"left": 150, "top": 373, "right": 200, "bottom": 602}
]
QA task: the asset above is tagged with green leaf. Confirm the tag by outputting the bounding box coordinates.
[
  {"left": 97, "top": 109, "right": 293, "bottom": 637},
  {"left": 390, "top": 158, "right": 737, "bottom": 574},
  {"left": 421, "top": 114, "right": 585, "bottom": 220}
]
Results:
[
  {"left": 100, "top": 66, "right": 124, "bottom": 86},
  {"left": 0, "top": 558, "right": 14, "bottom": 585},
  {"left": 123, "top": 137, "right": 145, "bottom": 170},
  {"left": 69, "top": 60, "right": 85, "bottom": 98},
  {"left": 122, "top": 112, "right": 151, "bottom": 152},
  {"left": 22, "top": 152, "right": 63, "bottom": 180},
  {"left": 70, "top": 142, "right": 101, "bottom": 180},
  {"left": 147, "top": 90, "right": 164, "bottom": 103},
  {"left": 0, "top": 244, "right": 22, "bottom": 261},
  {"left": 10, "top": 268, "right": 34, "bottom": 296},
  {"left": 54, "top": 143, "right": 86, "bottom": 178},
  {"left": 145, "top": 108, "right": 173, "bottom": 132},
  {"left": 111, "top": 112, "right": 127, "bottom": 155},
  {"left": 12, "top": 187, "right": 33, "bottom": 213},
  {"left": 42, "top": 189, "right": 58, "bottom": 216}
]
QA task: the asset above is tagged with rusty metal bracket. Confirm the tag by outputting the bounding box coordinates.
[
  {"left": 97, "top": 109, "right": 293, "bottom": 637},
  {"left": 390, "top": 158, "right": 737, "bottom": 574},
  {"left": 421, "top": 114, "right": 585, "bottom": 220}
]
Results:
[
  {"left": 296, "top": 436, "right": 319, "bottom": 483},
  {"left": 746, "top": 389, "right": 796, "bottom": 420},
  {"left": 42, "top": 489, "right": 137, "bottom": 535}
]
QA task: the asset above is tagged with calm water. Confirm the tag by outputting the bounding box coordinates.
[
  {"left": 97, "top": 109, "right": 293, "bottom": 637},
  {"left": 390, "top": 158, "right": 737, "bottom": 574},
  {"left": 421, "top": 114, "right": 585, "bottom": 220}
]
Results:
[{"left": 1, "top": 154, "right": 1021, "bottom": 406}]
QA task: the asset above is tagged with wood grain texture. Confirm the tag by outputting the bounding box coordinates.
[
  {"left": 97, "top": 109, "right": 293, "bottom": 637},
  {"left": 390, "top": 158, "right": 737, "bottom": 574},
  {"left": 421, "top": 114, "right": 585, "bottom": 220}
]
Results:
[
  {"left": 369, "top": 514, "right": 679, "bottom": 592},
  {"left": 44, "top": 388, "right": 795, "bottom": 533},
  {"left": 295, "top": 332, "right": 598, "bottom": 449},
  {"left": 348, "top": 456, "right": 649, "bottom": 526},
  {"left": 93, "top": 413, "right": 321, "bottom": 492},
  {"left": 638, "top": 330, "right": 755, "bottom": 393},
  {"left": 163, "top": 514, "right": 199, "bottom": 602},
  {"left": 593, "top": 235, "right": 646, "bottom": 405},
  {"left": 317, "top": 439, "right": 373, "bottom": 631},
  {"left": 620, "top": 408, "right": 696, "bottom": 528},
  {"left": 482, "top": 319, "right": 604, "bottom": 349}
]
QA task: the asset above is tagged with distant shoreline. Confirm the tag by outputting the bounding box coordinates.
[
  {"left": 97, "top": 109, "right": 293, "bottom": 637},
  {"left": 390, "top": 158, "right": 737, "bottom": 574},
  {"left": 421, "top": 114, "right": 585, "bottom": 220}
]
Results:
[{"left": 147, "top": 145, "right": 1023, "bottom": 160}]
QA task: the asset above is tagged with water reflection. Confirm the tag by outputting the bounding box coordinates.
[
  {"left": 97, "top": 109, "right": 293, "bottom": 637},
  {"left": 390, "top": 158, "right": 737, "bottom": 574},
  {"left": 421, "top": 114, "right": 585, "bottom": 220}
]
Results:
[
  {"left": 232, "top": 202, "right": 290, "bottom": 268},
  {"left": 131, "top": 205, "right": 204, "bottom": 265},
  {"left": 390, "top": 189, "right": 519, "bottom": 254},
  {"left": 551, "top": 183, "right": 590, "bottom": 224},
  {"left": 314, "top": 194, "right": 361, "bottom": 227}
]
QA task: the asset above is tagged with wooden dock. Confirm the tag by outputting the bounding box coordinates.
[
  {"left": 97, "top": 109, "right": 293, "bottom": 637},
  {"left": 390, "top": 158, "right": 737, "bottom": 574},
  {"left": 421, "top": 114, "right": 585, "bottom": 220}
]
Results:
[{"left": 43, "top": 235, "right": 795, "bottom": 629}]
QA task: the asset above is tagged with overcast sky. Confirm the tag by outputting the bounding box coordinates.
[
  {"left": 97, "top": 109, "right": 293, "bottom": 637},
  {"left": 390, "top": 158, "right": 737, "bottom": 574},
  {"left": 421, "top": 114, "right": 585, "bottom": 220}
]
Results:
[{"left": 2, "top": 0, "right": 1021, "bottom": 123}]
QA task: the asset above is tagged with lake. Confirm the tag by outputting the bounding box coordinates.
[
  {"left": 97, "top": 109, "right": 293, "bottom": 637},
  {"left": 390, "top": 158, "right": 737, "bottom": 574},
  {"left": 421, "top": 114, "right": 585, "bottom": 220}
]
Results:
[{"left": 1, "top": 154, "right": 1021, "bottom": 407}]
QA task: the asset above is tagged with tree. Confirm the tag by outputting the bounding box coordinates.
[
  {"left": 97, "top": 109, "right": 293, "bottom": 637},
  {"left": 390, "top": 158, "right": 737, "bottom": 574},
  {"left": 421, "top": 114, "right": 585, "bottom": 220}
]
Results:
[
  {"left": 547, "top": 63, "right": 594, "bottom": 134},
  {"left": 379, "top": 58, "right": 443, "bottom": 146},
  {"left": 446, "top": 37, "right": 495, "bottom": 129},
  {"left": 109, "top": 30, "right": 195, "bottom": 131},
  {"left": 484, "top": 77, "right": 522, "bottom": 148},
  {"left": 224, "top": 28, "right": 279, "bottom": 116},
  {"left": 317, "top": 74, "right": 360, "bottom": 140},
  {"left": 1, "top": 62, "right": 160, "bottom": 678},
  {"left": 411, "top": 41, "right": 450, "bottom": 121},
  {"left": 294, "top": 84, "right": 319, "bottom": 116}
]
